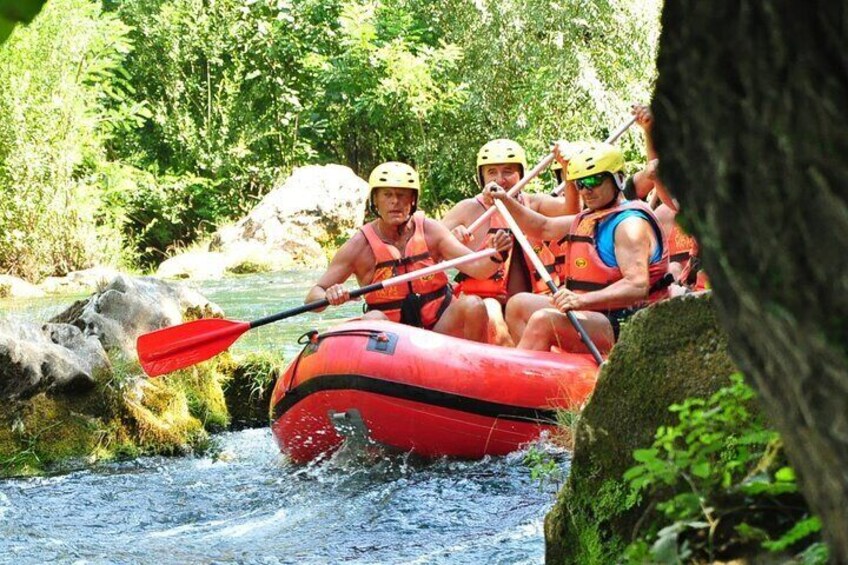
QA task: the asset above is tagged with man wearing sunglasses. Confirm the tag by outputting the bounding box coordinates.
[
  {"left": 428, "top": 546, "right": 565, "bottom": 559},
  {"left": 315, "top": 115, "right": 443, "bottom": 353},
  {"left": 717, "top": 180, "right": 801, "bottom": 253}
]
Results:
[{"left": 490, "top": 143, "right": 670, "bottom": 353}]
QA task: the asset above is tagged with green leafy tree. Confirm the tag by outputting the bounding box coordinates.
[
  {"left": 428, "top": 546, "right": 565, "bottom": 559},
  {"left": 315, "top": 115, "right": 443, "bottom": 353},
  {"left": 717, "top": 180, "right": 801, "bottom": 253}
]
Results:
[
  {"left": 0, "top": 0, "right": 133, "bottom": 280},
  {"left": 0, "top": 0, "right": 48, "bottom": 44}
]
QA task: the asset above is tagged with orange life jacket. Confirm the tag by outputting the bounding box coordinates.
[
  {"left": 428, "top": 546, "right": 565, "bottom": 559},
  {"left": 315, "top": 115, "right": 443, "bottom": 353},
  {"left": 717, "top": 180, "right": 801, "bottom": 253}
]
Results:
[
  {"left": 361, "top": 212, "right": 452, "bottom": 329},
  {"left": 454, "top": 195, "right": 560, "bottom": 302},
  {"left": 668, "top": 222, "right": 697, "bottom": 265},
  {"left": 559, "top": 200, "right": 671, "bottom": 305},
  {"left": 669, "top": 223, "right": 709, "bottom": 291}
]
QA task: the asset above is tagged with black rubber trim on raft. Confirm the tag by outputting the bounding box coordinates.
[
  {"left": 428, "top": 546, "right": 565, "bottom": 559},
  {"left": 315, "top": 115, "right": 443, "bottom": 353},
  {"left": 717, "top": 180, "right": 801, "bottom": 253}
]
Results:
[{"left": 272, "top": 373, "right": 559, "bottom": 426}]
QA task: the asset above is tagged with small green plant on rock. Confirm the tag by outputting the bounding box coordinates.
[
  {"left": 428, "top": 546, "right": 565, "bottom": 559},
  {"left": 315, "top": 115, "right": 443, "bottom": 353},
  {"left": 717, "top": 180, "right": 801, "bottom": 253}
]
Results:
[{"left": 622, "top": 373, "right": 828, "bottom": 564}]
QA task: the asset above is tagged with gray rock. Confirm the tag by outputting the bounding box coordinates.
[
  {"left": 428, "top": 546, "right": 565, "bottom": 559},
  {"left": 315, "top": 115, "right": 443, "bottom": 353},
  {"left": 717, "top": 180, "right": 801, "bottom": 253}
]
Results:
[
  {"left": 0, "top": 275, "right": 45, "bottom": 298},
  {"left": 51, "top": 275, "right": 222, "bottom": 360},
  {"left": 0, "top": 275, "right": 223, "bottom": 402},
  {"left": 40, "top": 267, "right": 121, "bottom": 295},
  {"left": 205, "top": 164, "right": 370, "bottom": 274},
  {"left": 0, "top": 320, "right": 99, "bottom": 400}
]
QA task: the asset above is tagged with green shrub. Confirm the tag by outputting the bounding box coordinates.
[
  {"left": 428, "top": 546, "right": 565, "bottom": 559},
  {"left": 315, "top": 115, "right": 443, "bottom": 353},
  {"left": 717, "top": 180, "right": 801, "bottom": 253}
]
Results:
[{"left": 622, "top": 374, "right": 827, "bottom": 563}]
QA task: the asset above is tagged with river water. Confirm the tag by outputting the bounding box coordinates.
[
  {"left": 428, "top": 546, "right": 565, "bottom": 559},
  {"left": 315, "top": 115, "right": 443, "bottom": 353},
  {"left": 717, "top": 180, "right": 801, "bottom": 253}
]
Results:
[{"left": 0, "top": 271, "right": 569, "bottom": 564}]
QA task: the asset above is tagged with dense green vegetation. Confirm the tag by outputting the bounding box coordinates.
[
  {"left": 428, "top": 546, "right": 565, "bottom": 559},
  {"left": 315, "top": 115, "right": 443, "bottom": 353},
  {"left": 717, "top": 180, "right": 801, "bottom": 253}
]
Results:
[{"left": 0, "top": 0, "right": 660, "bottom": 280}]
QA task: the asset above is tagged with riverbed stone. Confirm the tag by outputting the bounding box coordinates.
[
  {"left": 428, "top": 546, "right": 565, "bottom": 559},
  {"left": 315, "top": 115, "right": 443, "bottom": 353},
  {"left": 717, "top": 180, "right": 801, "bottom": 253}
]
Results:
[
  {"left": 0, "top": 275, "right": 45, "bottom": 299},
  {"left": 545, "top": 292, "right": 738, "bottom": 563},
  {"left": 50, "top": 274, "right": 222, "bottom": 359},
  {"left": 0, "top": 320, "right": 100, "bottom": 399},
  {"left": 156, "top": 250, "right": 229, "bottom": 281},
  {"left": 0, "top": 275, "right": 232, "bottom": 477},
  {"left": 40, "top": 266, "right": 122, "bottom": 295}
]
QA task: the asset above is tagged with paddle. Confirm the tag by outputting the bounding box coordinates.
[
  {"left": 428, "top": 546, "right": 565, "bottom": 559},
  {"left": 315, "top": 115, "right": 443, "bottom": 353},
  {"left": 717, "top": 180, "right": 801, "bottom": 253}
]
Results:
[
  {"left": 137, "top": 247, "right": 499, "bottom": 377},
  {"left": 550, "top": 114, "right": 638, "bottom": 196},
  {"left": 492, "top": 199, "right": 604, "bottom": 365}
]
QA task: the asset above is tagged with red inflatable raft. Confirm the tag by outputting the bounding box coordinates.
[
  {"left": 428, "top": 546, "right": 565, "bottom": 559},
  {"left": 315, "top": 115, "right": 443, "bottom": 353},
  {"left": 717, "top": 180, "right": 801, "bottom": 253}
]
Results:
[{"left": 270, "top": 319, "right": 599, "bottom": 463}]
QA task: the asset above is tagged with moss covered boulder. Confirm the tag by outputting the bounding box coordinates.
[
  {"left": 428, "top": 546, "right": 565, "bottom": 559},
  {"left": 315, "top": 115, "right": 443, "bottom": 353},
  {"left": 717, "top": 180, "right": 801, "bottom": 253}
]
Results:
[
  {"left": 0, "top": 275, "right": 232, "bottom": 477},
  {"left": 545, "top": 293, "right": 738, "bottom": 564}
]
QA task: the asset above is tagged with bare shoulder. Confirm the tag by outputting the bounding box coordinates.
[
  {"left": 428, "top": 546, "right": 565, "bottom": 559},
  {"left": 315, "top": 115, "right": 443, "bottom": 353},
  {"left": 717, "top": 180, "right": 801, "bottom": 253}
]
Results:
[
  {"left": 527, "top": 192, "right": 562, "bottom": 215},
  {"left": 332, "top": 229, "right": 373, "bottom": 267},
  {"left": 440, "top": 196, "right": 485, "bottom": 227},
  {"left": 423, "top": 217, "right": 451, "bottom": 244},
  {"left": 615, "top": 215, "right": 655, "bottom": 245}
]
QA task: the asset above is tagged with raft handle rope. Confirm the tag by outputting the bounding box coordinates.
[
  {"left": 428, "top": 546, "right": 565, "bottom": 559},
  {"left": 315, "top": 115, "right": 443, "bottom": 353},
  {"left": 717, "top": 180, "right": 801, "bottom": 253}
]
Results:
[{"left": 285, "top": 329, "right": 393, "bottom": 393}]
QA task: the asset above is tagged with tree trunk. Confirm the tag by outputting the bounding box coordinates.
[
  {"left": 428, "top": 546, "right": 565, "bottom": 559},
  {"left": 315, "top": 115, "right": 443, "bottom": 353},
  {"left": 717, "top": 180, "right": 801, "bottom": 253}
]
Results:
[{"left": 653, "top": 1, "right": 848, "bottom": 558}]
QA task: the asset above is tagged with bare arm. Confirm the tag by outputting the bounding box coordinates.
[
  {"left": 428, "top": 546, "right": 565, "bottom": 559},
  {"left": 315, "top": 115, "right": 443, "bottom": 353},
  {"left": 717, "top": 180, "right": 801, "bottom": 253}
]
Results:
[
  {"left": 632, "top": 169, "right": 655, "bottom": 201},
  {"left": 575, "top": 217, "right": 657, "bottom": 310},
  {"left": 652, "top": 172, "right": 679, "bottom": 212},
  {"left": 490, "top": 188, "right": 573, "bottom": 242},
  {"left": 440, "top": 197, "right": 485, "bottom": 231},
  {"left": 562, "top": 183, "right": 582, "bottom": 215},
  {"left": 426, "top": 219, "right": 509, "bottom": 280},
  {"left": 529, "top": 192, "right": 576, "bottom": 217},
  {"left": 305, "top": 233, "right": 367, "bottom": 310},
  {"left": 632, "top": 103, "right": 657, "bottom": 161}
]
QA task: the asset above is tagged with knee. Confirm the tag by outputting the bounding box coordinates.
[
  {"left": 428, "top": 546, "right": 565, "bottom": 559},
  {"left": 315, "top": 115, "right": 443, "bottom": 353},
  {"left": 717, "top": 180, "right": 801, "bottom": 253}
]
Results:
[
  {"left": 525, "top": 309, "right": 556, "bottom": 335},
  {"left": 363, "top": 310, "right": 389, "bottom": 321},
  {"left": 457, "top": 294, "right": 485, "bottom": 317},
  {"left": 505, "top": 292, "right": 535, "bottom": 325}
]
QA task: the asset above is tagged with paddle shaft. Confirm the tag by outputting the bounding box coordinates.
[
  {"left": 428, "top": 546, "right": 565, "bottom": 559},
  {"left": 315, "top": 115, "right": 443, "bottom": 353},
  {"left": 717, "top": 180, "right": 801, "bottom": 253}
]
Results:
[
  {"left": 249, "top": 247, "right": 499, "bottom": 330},
  {"left": 550, "top": 114, "right": 638, "bottom": 196},
  {"left": 492, "top": 200, "right": 604, "bottom": 365},
  {"left": 467, "top": 153, "right": 556, "bottom": 233}
]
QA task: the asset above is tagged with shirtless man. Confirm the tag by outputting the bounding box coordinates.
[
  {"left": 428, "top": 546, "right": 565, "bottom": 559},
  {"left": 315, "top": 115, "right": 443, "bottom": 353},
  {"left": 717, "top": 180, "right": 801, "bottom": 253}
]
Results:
[{"left": 306, "top": 161, "right": 511, "bottom": 343}]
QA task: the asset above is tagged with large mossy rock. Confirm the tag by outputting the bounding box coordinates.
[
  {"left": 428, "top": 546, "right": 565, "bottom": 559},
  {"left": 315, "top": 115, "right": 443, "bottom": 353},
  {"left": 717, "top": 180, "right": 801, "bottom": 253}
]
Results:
[
  {"left": 545, "top": 293, "right": 738, "bottom": 564},
  {"left": 0, "top": 275, "right": 231, "bottom": 477}
]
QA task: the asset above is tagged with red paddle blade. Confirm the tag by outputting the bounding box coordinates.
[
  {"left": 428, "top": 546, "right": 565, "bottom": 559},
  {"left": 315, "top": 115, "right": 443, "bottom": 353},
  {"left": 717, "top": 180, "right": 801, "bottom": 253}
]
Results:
[{"left": 137, "top": 318, "right": 251, "bottom": 377}]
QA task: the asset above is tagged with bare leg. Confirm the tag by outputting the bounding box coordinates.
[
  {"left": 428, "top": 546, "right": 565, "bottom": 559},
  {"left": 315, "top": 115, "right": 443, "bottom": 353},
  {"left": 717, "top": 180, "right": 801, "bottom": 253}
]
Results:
[
  {"left": 504, "top": 292, "right": 554, "bottom": 345},
  {"left": 432, "top": 295, "right": 489, "bottom": 342},
  {"left": 517, "top": 308, "right": 614, "bottom": 355},
  {"left": 483, "top": 298, "right": 514, "bottom": 347}
]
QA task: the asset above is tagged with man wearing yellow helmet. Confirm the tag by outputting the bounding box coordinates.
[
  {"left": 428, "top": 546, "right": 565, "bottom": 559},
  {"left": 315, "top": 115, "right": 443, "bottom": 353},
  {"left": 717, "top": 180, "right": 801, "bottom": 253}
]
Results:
[
  {"left": 441, "top": 139, "right": 572, "bottom": 303},
  {"left": 489, "top": 143, "right": 670, "bottom": 352},
  {"left": 305, "top": 162, "right": 512, "bottom": 342}
]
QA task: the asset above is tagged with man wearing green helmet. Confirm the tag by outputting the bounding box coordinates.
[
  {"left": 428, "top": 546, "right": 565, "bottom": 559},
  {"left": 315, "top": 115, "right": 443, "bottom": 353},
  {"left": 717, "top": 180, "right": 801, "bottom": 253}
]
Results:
[
  {"left": 305, "top": 161, "right": 512, "bottom": 342},
  {"left": 489, "top": 143, "right": 670, "bottom": 353}
]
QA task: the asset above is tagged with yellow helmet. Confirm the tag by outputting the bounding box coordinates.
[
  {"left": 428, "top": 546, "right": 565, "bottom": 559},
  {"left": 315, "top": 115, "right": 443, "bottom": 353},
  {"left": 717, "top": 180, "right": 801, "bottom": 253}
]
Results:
[
  {"left": 368, "top": 161, "right": 421, "bottom": 192},
  {"left": 476, "top": 139, "right": 527, "bottom": 186},
  {"left": 566, "top": 143, "right": 625, "bottom": 181},
  {"left": 368, "top": 161, "right": 421, "bottom": 215}
]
